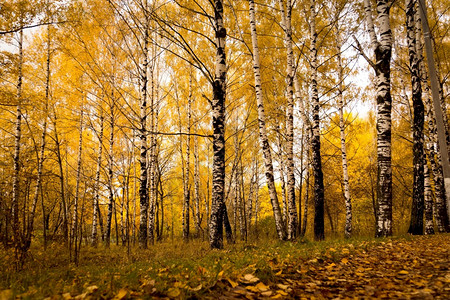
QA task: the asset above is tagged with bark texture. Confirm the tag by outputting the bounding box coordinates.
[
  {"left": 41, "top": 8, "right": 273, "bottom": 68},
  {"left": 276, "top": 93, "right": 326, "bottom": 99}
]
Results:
[
  {"left": 209, "top": 0, "right": 227, "bottom": 249},
  {"left": 406, "top": 0, "right": 424, "bottom": 235},
  {"left": 364, "top": 0, "right": 393, "bottom": 237}
]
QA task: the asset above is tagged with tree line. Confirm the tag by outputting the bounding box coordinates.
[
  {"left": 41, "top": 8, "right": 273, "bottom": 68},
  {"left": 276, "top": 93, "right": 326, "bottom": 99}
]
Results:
[{"left": 0, "top": 0, "right": 449, "bottom": 268}]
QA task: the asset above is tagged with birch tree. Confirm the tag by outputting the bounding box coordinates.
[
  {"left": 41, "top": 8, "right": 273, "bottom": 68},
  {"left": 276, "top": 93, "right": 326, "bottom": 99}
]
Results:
[
  {"left": 209, "top": 0, "right": 228, "bottom": 249},
  {"left": 360, "top": 0, "right": 394, "bottom": 237},
  {"left": 406, "top": 0, "right": 424, "bottom": 235},
  {"left": 248, "top": 0, "right": 287, "bottom": 240},
  {"left": 310, "top": 0, "right": 325, "bottom": 241},
  {"left": 278, "top": 0, "right": 298, "bottom": 241}
]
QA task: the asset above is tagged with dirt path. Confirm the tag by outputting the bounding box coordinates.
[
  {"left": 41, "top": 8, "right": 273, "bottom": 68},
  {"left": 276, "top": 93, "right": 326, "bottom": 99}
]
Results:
[{"left": 209, "top": 235, "right": 450, "bottom": 299}]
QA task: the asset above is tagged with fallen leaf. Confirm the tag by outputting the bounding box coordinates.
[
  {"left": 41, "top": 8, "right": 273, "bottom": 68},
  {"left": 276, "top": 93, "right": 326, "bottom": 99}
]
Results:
[
  {"left": 256, "top": 282, "right": 270, "bottom": 292},
  {"left": 261, "top": 291, "right": 273, "bottom": 297},
  {"left": 113, "top": 288, "right": 128, "bottom": 300},
  {"left": 166, "top": 288, "right": 180, "bottom": 298},
  {"left": 341, "top": 258, "right": 348, "bottom": 264},
  {"left": 227, "top": 279, "right": 239, "bottom": 288},
  {"left": 398, "top": 270, "right": 409, "bottom": 275}
]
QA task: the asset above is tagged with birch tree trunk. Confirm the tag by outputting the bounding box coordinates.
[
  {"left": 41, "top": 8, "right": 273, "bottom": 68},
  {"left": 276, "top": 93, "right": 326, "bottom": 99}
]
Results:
[
  {"left": 278, "top": 0, "right": 297, "bottom": 240},
  {"left": 363, "top": 0, "right": 394, "bottom": 237},
  {"left": 183, "top": 77, "right": 192, "bottom": 241},
  {"left": 424, "top": 152, "right": 434, "bottom": 234},
  {"left": 248, "top": 0, "right": 286, "bottom": 240},
  {"left": 310, "top": 0, "right": 325, "bottom": 241},
  {"left": 209, "top": 0, "right": 228, "bottom": 249},
  {"left": 91, "top": 109, "right": 104, "bottom": 247},
  {"left": 194, "top": 133, "right": 202, "bottom": 237},
  {"left": 12, "top": 27, "right": 23, "bottom": 256},
  {"left": 148, "top": 58, "right": 159, "bottom": 245},
  {"left": 415, "top": 5, "right": 448, "bottom": 233},
  {"left": 406, "top": 0, "right": 425, "bottom": 235},
  {"left": 336, "top": 33, "right": 352, "bottom": 238},
  {"left": 71, "top": 108, "right": 83, "bottom": 261},
  {"left": 138, "top": 20, "right": 150, "bottom": 248},
  {"left": 105, "top": 104, "right": 115, "bottom": 248}
]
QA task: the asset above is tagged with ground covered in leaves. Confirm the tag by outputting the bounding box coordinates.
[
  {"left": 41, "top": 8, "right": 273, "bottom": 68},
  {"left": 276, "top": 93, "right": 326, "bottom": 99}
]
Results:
[{"left": 0, "top": 234, "right": 449, "bottom": 299}]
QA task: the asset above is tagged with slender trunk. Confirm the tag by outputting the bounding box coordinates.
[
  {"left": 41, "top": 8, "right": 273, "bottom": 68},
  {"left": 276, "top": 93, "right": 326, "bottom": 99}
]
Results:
[
  {"left": 105, "top": 105, "right": 115, "bottom": 248},
  {"left": 53, "top": 114, "right": 68, "bottom": 245},
  {"left": 27, "top": 22, "right": 50, "bottom": 246},
  {"left": 71, "top": 108, "right": 83, "bottom": 260},
  {"left": 183, "top": 78, "right": 192, "bottom": 241},
  {"left": 194, "top": 134, "right": 201, "bottom": 237},
  {"left": 310, "top": 0, "right": 325, "bottom": 241},
  {"left": 138, "top": 21, "right": 149, "bottom": 248},
  {"left": 148, "top": 63, "right": 158, "bottom": 245},
  {"left": 91, "top": 109, "right": 104, "bottom": 247},
  {"left": 336, "top": 34, "right": 352, "bottom": 238},
  {"left": 277, "top": 125, "right": 288, "bottom": 226},
  {"left": 209, "top": 0, "right": 228, "bottom": 249},
  {"left": 279, "top": 0, "right": 297, "bottom": 240},
  {"left": 12, "top": 28, "right": 23, "bottom": 256},
  {"left": 406, "top": 0, "right": 425, "bottom": 235},
  {"left": 248, "top": 0, "right": 287, "bottom": 240}
]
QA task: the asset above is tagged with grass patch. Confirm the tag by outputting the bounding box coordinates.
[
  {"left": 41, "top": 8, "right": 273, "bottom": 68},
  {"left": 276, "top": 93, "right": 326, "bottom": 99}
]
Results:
[{"left": 0, "top": 234, "right": 422, "bottom": 298}]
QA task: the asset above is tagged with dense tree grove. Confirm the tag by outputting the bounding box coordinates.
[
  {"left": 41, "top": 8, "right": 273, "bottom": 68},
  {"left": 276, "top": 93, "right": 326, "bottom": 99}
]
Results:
[{"left": 0, "top": 0, "right": 449, "bottom": 262}]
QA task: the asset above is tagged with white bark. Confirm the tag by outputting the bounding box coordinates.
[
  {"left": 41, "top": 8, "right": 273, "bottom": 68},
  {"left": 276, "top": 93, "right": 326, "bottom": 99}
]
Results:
[{"left": 248, "top": 0, "right": 286, "bottom": 240}]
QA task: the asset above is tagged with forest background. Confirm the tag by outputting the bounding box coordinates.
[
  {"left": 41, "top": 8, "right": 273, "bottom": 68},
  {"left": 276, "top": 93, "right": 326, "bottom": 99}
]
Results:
[{"left": 0, "top": 0, "right": 449, "bottom": 275}]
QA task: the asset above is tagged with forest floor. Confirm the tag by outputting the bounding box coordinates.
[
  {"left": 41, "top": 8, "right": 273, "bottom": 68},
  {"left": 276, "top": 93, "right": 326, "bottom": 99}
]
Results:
[{"left": 0, "top": 233, "right": 449, "bottom": 299}]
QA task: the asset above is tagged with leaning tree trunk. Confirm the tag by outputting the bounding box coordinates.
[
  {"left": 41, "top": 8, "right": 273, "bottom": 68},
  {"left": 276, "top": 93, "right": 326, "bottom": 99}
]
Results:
[
  {"left": 91, "top": 108, "right": 104, "bottom": 247},
  {"left": 406, "top": 0, "right": 425, "bottom": 235},
  {"left": 310, "top": 0, "right": 325, "bottom": 241},
  {"left": 278, "top": 0, "right": 298, "bottom": 240},
  {"left": 362, "top": 0, "right": 393, "bottom": 237},
  {"left": 209, "top": 0, "right": 228, "bottom": 249},
  {"left": 248, "top": 0, "right": 287, "bottom": 240}
]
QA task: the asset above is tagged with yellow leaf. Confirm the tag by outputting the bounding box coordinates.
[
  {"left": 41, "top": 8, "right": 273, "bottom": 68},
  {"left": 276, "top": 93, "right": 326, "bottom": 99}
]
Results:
[
  {"left": 398, "top": 270, "right": 409, "bottom": 275},
  {"left": 256, "top": 282, "right": 269, "bottom": 292},
  {"left": 275, "top": 270, "right": 282, "bottom": 276},
  {"left": 113, "top": 288, "right": 128, "bottom": 300},
  {"left": 329, "top": 248, "right": 337, "bottom": 252},
  {"left": 245, "top": 286, "right": 260, "bottom": 293},
  {"left": 261, "top": 291, "right": 273, "bottom": 297},
  {"left": 271, "top": 294, "right": 283, "bottom": 299},
  {"left": 167, "top": 288, "right": 180, "bottom": 298},
  {"left": 341, "top": 258, "right": 348, "bottom": 264},
  {"left": 277, "top": 290, "right": 288, "bottom": 296},
  {"left": 227, "top": 279, "right": 239, "bottom": 288},
  {"left": 218, "top": 270, "right": 224, "bottom": 278},
  {"left": 276, "top": 284, "right": 289, "bottom": 290},
  {"left": 190, "top": 284, "right": 202, "bottom": 292}
]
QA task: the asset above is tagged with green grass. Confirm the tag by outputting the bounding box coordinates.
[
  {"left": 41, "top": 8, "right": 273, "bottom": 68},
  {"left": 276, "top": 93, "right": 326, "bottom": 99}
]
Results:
[{"left": 0, "top": 234, "right": 414, "bottom": 299}]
